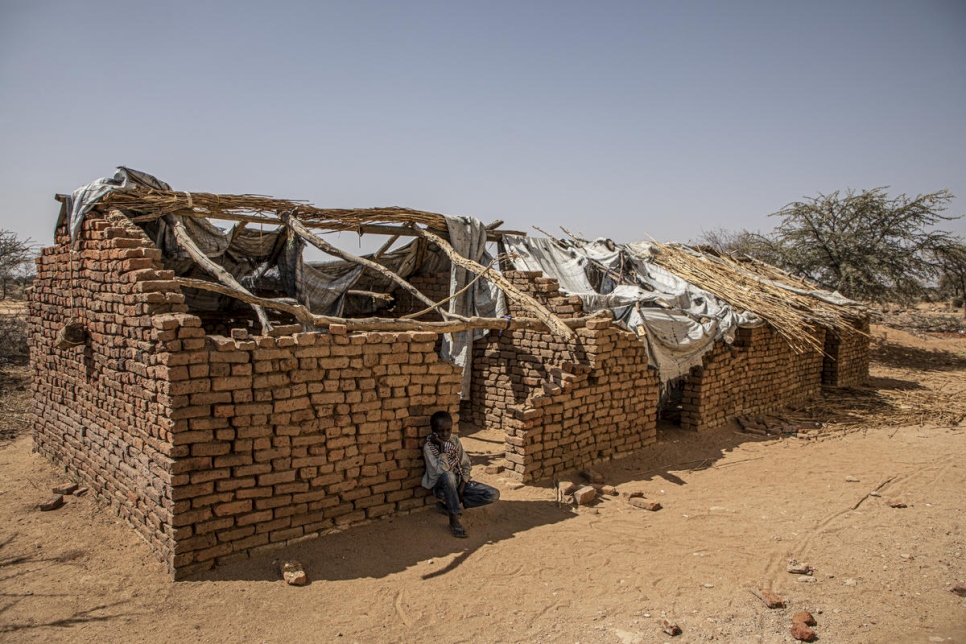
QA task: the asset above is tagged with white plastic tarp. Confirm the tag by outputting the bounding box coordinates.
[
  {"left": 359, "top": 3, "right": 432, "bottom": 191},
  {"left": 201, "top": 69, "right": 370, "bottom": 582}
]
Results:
[
  {"left": 65, "top": 167, "right": 171, "bottom": 242},
  {"left": 503, "top": 235, "right": 760, "bottom": 383}
]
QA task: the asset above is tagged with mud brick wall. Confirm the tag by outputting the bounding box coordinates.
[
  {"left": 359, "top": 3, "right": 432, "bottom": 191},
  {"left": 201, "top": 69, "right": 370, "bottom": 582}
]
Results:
[
  {"left": 465, "top": 271, "right": 660, "bottom": 482},
  {"left": 680, "top": 325, "right": 826, "bottom": 431},
  {"left": 822, "top": 316, "right": 870, "bottom": 387},
  {"left": 391, "top": 269, "right": 451, "bottom": 320},
  {"left": 163, "top": 325, "right": 461, "bottom": 579},
  {"left": 27, "top": 210, "right": 189, "bottom": 569},
  {"left": 28, "top": 209, "right": 464, "bottom": 580}
]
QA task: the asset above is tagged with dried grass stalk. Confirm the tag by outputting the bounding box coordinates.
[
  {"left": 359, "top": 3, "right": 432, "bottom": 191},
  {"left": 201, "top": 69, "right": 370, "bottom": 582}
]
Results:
[
  {"left": 101, "top": 190, "right": 450, "bottom": 231},
  {"left": 647, "top": 242, "right": 866, "bottom": 354}
]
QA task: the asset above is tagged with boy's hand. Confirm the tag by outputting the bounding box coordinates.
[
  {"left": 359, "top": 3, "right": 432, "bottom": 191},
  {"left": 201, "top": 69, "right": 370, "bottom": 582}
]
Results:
[
  {"left": 457, "top": 480, "right": 466, "bottom": 506},
  {"left": 428, "top": 432, "right": 443, "bottom": 447}
]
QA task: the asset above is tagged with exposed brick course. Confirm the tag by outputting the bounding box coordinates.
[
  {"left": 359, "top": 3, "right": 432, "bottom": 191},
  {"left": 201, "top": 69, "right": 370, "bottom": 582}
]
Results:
[
  {"left": 679, "top": 325, "right": 826, "bottom": 431},
  {"left": 822, "top": 317, "right": 870, "bottom": 387},
  {"left": 463, "top": 271, "right": 660, "bottom": 482}
]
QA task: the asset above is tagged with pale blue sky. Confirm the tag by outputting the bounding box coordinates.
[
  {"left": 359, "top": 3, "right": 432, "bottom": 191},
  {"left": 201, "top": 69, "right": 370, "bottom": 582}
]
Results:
[{"left": 2, "top": 0, "right": 964, "bottom": 249}]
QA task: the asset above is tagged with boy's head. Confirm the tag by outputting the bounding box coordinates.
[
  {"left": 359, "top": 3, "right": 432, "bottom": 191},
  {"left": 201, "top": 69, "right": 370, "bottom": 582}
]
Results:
[{"left": 430, "top": 411, "right": 453, "bottom": 441}]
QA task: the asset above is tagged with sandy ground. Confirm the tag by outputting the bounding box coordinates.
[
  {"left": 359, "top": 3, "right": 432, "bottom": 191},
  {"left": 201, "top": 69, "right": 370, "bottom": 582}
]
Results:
[{"left": 1, "top": 323, "right": 964, "bottom": 643}]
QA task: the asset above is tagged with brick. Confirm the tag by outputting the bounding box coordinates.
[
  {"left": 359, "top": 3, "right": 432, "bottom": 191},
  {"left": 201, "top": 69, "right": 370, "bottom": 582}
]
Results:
[
  {"left": 214, "top": 499, "right": 253, "bottom": 516},
  {"left": 236, "top": 510, "right": 274, "bottom": 527}
]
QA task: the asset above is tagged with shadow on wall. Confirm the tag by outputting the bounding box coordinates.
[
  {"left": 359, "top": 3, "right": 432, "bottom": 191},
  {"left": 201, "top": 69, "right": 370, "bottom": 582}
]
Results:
[{"left": 196, "top": 499, "right": 574, "bottom": 583}]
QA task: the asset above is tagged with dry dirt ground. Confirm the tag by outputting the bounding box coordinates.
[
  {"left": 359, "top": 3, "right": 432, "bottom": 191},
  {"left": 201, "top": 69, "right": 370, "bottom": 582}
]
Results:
[{"left": 1, "top": 318, "right": 964, "bottom": 643}]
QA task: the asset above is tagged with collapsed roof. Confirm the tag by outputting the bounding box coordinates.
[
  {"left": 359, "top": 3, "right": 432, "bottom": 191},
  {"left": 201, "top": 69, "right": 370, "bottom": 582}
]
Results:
[{"left": 57, "top": 167, "right": 867, "bottom": 386}]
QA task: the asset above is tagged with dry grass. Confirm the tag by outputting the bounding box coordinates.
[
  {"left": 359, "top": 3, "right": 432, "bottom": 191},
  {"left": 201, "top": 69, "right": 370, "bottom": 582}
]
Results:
[
  {"left": 786, "top": 326, "right": 966, "bottom": 437},
  {"left": 0, "top": 365, "right": 30, "bottom": 443},
  {"left": 644, "top": 241, "right": 867, "bottom": 354}
]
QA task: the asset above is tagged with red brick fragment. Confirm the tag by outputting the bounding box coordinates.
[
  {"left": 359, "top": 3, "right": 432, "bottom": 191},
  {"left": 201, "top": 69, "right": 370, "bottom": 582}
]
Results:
[
  {"left": 757, "top": 590, "right": 784, "bottom": 609},
  {"left": 792, "top": 611, "right": 816, "bottom": 626},
  {"left": 39, "top": 495, "right": 65, "bottom": 511},
  {"left": 573, "top": 486, "right": 596, "bottom": 505},
  {"left": 52, "top": 482, "right": 78, "bottom": 495},
  {"left": 628, "top": 498, "right": 662, "bottom": 511},
  {"left": 790, "top": 622, "right": 816, "bottom": 641},
  {"left": 661, "top": 619, "right": 681, "bottom": 636}
]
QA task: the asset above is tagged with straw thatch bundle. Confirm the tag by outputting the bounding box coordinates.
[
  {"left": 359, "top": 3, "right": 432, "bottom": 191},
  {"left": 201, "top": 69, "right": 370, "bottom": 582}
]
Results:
[
  {"left": 101, "top": 190, "right": 450, "bottom": 231},
  {"left": 646, "top": 242, "right": 866, "bottom": 354},
  {"left": 730, "top": 254, "right": 823, "bottom": 291}
]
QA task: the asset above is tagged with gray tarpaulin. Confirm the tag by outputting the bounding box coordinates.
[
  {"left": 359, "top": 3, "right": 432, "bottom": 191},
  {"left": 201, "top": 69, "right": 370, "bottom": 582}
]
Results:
[
  {"left": 503, "top": 235, "right": 760, "bottom": 384},
  {"left": 65, "top": 167, "right": 171, "bottom": 242},
  {"left": 442, "top": 215, "right": 506, "bottom": 399}
]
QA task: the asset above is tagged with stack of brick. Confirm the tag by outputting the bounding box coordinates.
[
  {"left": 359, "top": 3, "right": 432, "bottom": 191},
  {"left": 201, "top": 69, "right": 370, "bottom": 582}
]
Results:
[
  {"left": 464, "top": 271, "right": 660, "bottom": 482},
  {"left": 28, "top": 209, "right": 189, "bottom": 568},
  {"left": 679, "top": 325, "right": 827, "bottom": 431},
  {"left": 821, "top": 317, "right": 870, "bottom": 387},
  {"left": 28, "top": 209, "right": 464, "bottom": 579}
]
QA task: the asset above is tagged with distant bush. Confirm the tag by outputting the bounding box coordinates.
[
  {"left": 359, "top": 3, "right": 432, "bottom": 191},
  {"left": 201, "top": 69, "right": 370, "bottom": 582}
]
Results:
[{"left": 0, "top": 314, "right": 29, "bottom": 364}]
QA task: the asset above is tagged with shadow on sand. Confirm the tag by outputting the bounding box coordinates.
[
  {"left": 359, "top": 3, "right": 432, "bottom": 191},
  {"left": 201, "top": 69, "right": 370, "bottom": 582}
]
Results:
[
  {"left": 457, "top": 417, "right": 782, "bottom": 497},
  {"left": 196, "top": 361, "right": 950, "bottom": 585},
  {"left": 0, "top": 534, "right": 142, "bottom": 634},
  {"left": 872, "top": 335, "right": 966, "bottom": 373},
  {"left": 199, "top": 498, "right": 575, "bottom": 584}
]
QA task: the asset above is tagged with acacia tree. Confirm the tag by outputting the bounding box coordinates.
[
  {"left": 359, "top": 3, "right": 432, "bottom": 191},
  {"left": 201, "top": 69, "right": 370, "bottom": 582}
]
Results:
[
  {"left": 930, "top": 241, "right": 966, "bottom": 317},
  {"left": 0, "top": 230, "right": 34, "bottom": 300},
  {"left": 696, "top": 227, "right": 784, "bottom": 265},
  {"left": 768, "top": 188, "right": 962, "bottom": 303}
]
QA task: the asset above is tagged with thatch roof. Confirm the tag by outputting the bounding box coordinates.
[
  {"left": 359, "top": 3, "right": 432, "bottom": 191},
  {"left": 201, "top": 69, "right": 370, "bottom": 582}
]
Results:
[
  {"left": 642, "top": 241, "right": 867, "bottom": 353},
  {"left": 98, "top": 190, "right": 523, "bottom": 240}
]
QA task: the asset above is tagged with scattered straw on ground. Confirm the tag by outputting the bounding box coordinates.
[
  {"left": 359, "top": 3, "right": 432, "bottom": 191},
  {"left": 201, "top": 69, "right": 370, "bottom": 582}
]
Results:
[{"left": 788, "top": 325, "right": 966, "bottom": 437}]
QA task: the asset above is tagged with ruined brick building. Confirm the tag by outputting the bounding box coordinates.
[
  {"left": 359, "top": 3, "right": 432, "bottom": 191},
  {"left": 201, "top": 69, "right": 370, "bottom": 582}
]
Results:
[{"left": 27, "top": 169, "right": 869, "bottom": 578}]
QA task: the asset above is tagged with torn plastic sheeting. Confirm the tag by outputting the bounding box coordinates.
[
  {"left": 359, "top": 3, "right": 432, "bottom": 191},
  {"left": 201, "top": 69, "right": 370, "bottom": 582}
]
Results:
[
  {"left": 503, "top": 235, "right": 759, "bottom": 383},
  {"left": 442, "top": 215, "right": 507, "bottom": 400},
  {"left": 65, "top": 167, "right": 171, "bottom": 242}
]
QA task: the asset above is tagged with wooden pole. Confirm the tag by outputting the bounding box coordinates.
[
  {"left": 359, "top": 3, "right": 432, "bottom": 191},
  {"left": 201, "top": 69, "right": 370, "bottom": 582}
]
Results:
[
  {"left": 161, "top": 213, "right": 273, "bottom": 333},
  {"left": 373, "top": 233, "right": 401, "bottom": 259},
  {"left": 124, "top": 207, "right": 524, "bottom": 241},
  {"left": 414, "top": 227, "right": 576, "bottom": 339},
  {"left": 280, "top": 211, "right": 460, "bottom": 321},
  {"left": 175, "top": 277, "right": 605, "bottom": 333}
]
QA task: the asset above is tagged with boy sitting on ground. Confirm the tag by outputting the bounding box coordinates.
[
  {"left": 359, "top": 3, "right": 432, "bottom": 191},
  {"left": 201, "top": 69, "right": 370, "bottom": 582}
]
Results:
[{"left": 421, "top": 410, "right": 500, "bottom": 538}]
